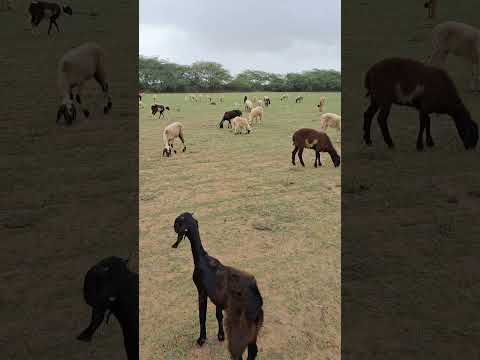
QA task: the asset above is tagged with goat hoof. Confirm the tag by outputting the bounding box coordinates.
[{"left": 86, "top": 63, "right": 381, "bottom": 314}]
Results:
[
  {"left": 83, "top": 110, "right": 90, "bottom": 118},
  {"left": 197, "top": 337, "right": 206, "bottom": 346},
  {"left": 218, "top": 332, "right": 225, "bottom": 342}
]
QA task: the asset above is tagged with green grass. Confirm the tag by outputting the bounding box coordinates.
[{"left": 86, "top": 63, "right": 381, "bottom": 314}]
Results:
[{"left": 140, "top": 92, "right": 341, "bottom": 359}]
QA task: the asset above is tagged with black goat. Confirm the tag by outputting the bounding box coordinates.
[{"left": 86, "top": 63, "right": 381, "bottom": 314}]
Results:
[
  {"left": 29, "top": 1, "right": 72, "bottom": 35},
  {"left": 77, "top": 256, "right": 139, "bottom": 360},
  {"left": 219, "top": 109, "right": 242, "bottom": 128}
]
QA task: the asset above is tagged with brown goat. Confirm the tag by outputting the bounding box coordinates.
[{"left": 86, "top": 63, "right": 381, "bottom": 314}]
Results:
[
  {"left": 363, "top": 57, "right": 478, "bottom": 151},
  {"left": 172, "top": 213, "right": 264, "bottom": 359},
  {"left": 292, "top": 128, "right": 341, "bottom": 168}
]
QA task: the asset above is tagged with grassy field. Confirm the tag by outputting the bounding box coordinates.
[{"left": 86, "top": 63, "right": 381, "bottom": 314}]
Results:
[
  {"left": 342, "top": 0, "right": 480, "bottom": 357},
  {"left": 140, "top": 92, "right": 341, "bottom": 359},
  {"left": 2, "top": 2, "right": 137, "bottom": 359}
]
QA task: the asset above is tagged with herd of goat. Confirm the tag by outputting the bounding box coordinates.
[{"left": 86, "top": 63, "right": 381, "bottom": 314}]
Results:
[
  {"left": 12, "top": 0, "right": 480, "bottom": 359},
  {"left": 144, "top": 92, "right": 343, "bottom": 169}
]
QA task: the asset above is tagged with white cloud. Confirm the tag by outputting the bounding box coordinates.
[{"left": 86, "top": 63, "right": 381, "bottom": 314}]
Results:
[{"left": 139, "top": 0, "right": 340, "bottom": 74}]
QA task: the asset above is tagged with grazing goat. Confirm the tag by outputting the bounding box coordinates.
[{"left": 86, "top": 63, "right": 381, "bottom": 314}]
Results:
[
  {"left": 172, "top": 212, "right": 264, "bottom": 360},
  {"left": 219, "top": 109, "right": 242, "bottom": 128},
  {"left": 292, "top": 128, "right": 341, "bottom": 168},
  {"left": 428, "top": 21, "right": 480, "bottom": 91},
  {"left": 29, "top": 1, "right": 72, "bottom": 35},
  {"left": 424, "top": 0, "right": 437, "bottom": 19},
  {"left": 280, "top": 94, "right": 288, "bottom": 102},
  {"left": 320, "top": 112, "right": 341, "bottom": 142},
  {"left": 163, "top": 122, "right": 186, "bottom": 157},
  {"left": 232, "top": 116, "right": 252, "bottom": 134},
  {"left": 249, "top": 106, "right": 263, "bottom": 125},
  {"left": 317, "top": 97, "right": 327, "bottom": 112},
  {"left": 364, "top": 57, "right": 478, "bottom": 150},
  {"left": 295, "top": 96, "right": 304, "bottom": 103},
  {"left": 56, "top": 42, "right": 112, "bottom": 125},
  {"left": 77, "top": 256, "right": 139, "bottom": 360},
  {"left": 151, "top": 104, "right": 169, "bottom": 120}
]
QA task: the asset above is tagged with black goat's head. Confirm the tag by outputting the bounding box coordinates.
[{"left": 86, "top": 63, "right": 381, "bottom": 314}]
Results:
[
  {"left": 56, "top": 102, "right": 76, "bottom": 125},
  {"left": 77, "top": 257, "right": 130, "bottom": 342},
  {"left": 162, "top": 146, "right": 173, "bottom": 157},
  {"left": 172, "top": 212, "right": 197, "bottom": 248}
]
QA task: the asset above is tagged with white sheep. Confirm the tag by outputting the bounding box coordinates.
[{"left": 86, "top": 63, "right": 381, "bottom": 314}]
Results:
[
  {"left": 319, "top": 112, "right": 341, "bottom": 143},
  {"left": 244, "top": 99, "right": 254, "bottom": 113},
  {"left": 280, "top": 94, "right": 288, "bottom": 102},
  {"left": 263, "top": 96, "right": 271, "bottom": 107},
  {"left": 317, "top": 97, "right": 327, "bottom": 112},
  {"left": 428, "top": 21, "right": 480, "bottom": 91},
  {"left": 256, "top": 99, "right": 263, "bottom": 107},
  {"left": 231, "top": 116, "right": 252, "bottom": 134},
  {"left": 162, "top": 122, "right": 186, "bottom": 157},
  {"left": 249, "top": 106, "right": 264, "bottom": 125},
  {"left": 56, "top": 42, "right": 112, "bottom": 125}
]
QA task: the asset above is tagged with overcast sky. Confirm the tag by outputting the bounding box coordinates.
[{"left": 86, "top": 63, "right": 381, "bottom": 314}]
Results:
[{"left": 139, "top": 0, "right": 340, "bottom": 75}]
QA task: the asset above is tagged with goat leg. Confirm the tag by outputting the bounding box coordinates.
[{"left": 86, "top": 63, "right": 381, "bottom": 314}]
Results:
[
  {"left": 247, "top": 343, "right": 258, "bottom": 360},
  {"left": 215, "top": 306, "right": 225, "bottom": 341},
  {"left": 197, "top": 290, "right": 207, "bottom": 346}
]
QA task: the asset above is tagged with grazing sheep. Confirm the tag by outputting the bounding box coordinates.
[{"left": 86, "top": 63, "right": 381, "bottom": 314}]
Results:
[
  {"left": 428, "top": 21, "right": 480, "bottom": 91},
  {"left": 424, "top": 0, "right": 437, "bottom": 19},
  {"left": 56, "top": 42, "right": 112, "bottom": 125},
  {"left": 249, "top": 106, "right": 263, "bottom": 125},
  {"left": 280, "top": 94, "right": 288, "bottom": 102},
  {"left": 256, "top": 99, "right": 263, "bottom": 107},
  {"left": 320, "top": 112, "right": 341, "bottom": 142},
  {"left": 29, "top": 1, "right": 73, "bottom": 35},
  {"left": 292, "top": 128, "right": 341, "bottom": 168},
  {"left": 244, "top": 100, "right": 254, "bottom": 113},
  {"left": 77, "top": 257, "right": 138, "bottom": 360},
  {"left": 295, "top": 95, "right": 304, "bottom": 103},
  {"left": 219, "top": 110, "right": 242, "bottom": 128},
  {"left": 364, "top": 57, "right": 478, "bottom": 150},
  {"left": 151, "top": 104, "right": 169, "bottom": 120},
  {"left": 163, "top": 122, "right": 186, "bottom": 157},
  {"left": 232, "top": 116, "right": 252, "bottom": 134},
  {"left": 317, "top": 97, "right": 327, "bottom": 112},
  {"left": 263, "top": 96, "right": 271, "bottom": 107},
  {"left": 172, "top": 213, "right": 264, "bottom": 359}
]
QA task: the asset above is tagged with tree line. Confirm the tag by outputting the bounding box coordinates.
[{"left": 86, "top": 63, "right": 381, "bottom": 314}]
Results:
[{"left": 139, "top": 56, "right": 341, "bottom": 93}]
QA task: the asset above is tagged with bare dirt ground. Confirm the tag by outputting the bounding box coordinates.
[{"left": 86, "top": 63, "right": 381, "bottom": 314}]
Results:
[
  {"left": 140, "top": 92, "right": 341, "bottom": 359},
  {"left": 1, "top": 1, "right": 137, "bottom": 359}
]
